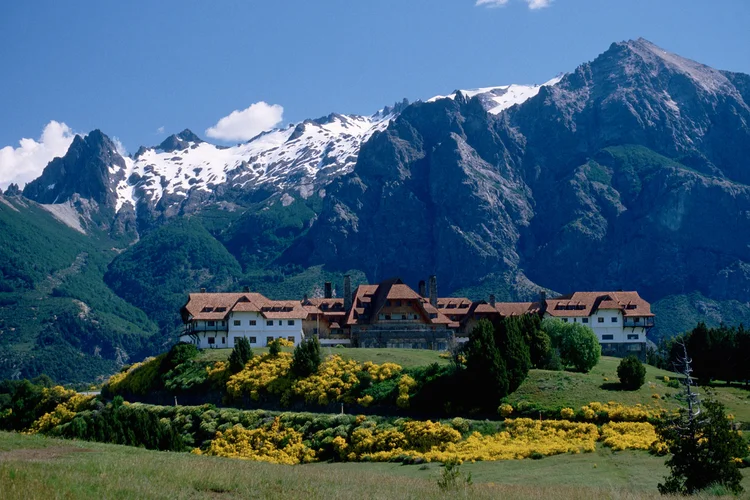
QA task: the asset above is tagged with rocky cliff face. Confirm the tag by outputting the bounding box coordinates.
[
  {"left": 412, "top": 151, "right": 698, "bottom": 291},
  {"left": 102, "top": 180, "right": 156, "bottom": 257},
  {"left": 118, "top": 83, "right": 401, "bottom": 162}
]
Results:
[
  {"left": 23, "top": 130, "right": 125, "bottom": 208},
  {"left": 279, "top": 38, "right": 750, "bottom": 306}
]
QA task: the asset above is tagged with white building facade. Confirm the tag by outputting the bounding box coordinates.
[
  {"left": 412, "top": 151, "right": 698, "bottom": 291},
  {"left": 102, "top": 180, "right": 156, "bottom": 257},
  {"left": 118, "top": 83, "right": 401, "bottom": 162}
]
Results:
[
  {"left": 179, "top": 293, "right": 305, "bottom": 349},
  {"left": 542, "top": 291, "right": 654, "bottom": 359}
]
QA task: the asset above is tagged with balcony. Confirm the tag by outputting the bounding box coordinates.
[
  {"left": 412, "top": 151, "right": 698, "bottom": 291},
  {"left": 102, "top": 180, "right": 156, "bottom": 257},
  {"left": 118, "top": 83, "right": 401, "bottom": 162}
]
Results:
[{"left": 623, "top": 318, "right": 655, "bottom": 328}]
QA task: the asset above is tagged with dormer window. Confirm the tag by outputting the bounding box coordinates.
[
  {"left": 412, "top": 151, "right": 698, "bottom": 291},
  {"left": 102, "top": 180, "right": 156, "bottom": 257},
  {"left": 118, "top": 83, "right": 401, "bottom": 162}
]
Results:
[{"left": 202, "top": 307, "right": 213, "bottom": 312}]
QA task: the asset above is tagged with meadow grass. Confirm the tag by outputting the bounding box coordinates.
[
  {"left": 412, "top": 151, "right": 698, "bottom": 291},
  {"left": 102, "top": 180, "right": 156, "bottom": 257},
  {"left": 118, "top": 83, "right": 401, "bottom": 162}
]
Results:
[
  {"left": 507, "top": 357, "right": 681, "bottom": 411},
  {"left": 2, "top": 432, "right": 749, "bottom": 499}
]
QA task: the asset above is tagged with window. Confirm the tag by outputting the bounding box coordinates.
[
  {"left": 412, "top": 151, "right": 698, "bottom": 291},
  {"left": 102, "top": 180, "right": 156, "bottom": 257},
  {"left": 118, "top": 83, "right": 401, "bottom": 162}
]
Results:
[
  {"left": 287, "top": 336, "right": 294, "bottom": 343},
  {"left": 233, "top": 320, "right": 241, "bottom": 326},
  {"left": 582, "top": 317, "right": 589, "bottom": 323},
  {"left": 266, "top": 336, "right": 274, "bottom": 345},
  {"left": 602, "top": 334, "right": 614, "bottom": 340},
  {"left": 208, "top": 337, "right": 215, "bottom": 344},
  {"left": 401, "top": 314, "right": 407, "bottom": 320},
  {"left": 249, "top": 320, "right": 256, "bottom": 326},
  {"left": 627, "top": 344, "right": 642, "bottom": 351},
  {"left": 286, "top": 320, "right": 294, "bottom": 326},
  {"left": 386, "top": 300, "right": 391, "bottom": 306},
  {"left": 562, "top": 318, "right": 568, "bottom": 323},
  {"left": 627, "top": 334, "right": 639, "bottom": 340},
  {"left": 611, "top": 317, "right": 618, "bottom": 323},
  {"left": 573, "top": 318, "right": 577, "bottom": 323},
  {"left": 598, "top": 317, "right": 604, "bottom": 323},
  {"left": 221, "top": 337, "right": 226, "bottom": 344},
  {"left": 395, "top": 300, "right": 401, "bottom": 306},
  {"left": 313, "top": 328, "right": 318, "bottom": 335},
  {"left": 633, "top": 317, "right": 640, "bottom": 323},
  {"left": 208, "top": 321, "right": 215, "bottom": 327},
  {"left": 249, "top": 336, "right": 256, "bottom": 344},
  {"left": 278, "top": 320, "right": 282, "bottom": 326},
  {"left": 385, "top": 314, "right": 392, "bottom": 320},
  {"left": 266, "top": 320, "right": 273, "bottom": 326}
]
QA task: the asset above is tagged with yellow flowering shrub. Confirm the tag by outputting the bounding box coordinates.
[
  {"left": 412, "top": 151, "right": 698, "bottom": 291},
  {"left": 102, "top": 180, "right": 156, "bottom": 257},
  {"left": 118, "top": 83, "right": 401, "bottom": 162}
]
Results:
[
  {"left": 358, "top": 418, "right": 599, "bottom": 463},
  {"left": 292, "top": 355, "right": 361, "bottom": 405},
  {"left": 402, "top": 420, "right": 461, "bottom": 451},
  {"left": 206, "top": 361, "right": 230, "bottom": 387},
  {"left": 361, "top": 361, "right": 402, "bottom": 381},
  {"left": 499, "top": 404, "right": 514, "bottom": 418},
  {"left": 580, "top": 402, "right": 664, "bottom": 422},
  {"left": 226, "top": 353, "right": 293, "bottom": 400},
  {"left": 332, "top": 435, "right": 349, "bottom": 459},
  {"left": 28, "top": 393, "right": 94, "bottom": 435},
  {"left": 601, "top": 422, "right": 660, "bottom": 451},
  {"left": 396, "top": 374, "right": 417, "bottom": 408},
  {"left": 104, "top": 356, "right": 162, "bottom": 396},
  {"left": 350, "top": 426, "right": 407, "bottom": 457},
  {"left": 202, "top": 417, "right": 315, "bottom": 464},
  {"left": 277, "top": 338, "right": 294, "bottom": 347},
  {"left": 357, "top": 395, "right": 374, "bottom": 407},
  {"left": 561, "top": 407, "right": 575, "bottom": 419}
]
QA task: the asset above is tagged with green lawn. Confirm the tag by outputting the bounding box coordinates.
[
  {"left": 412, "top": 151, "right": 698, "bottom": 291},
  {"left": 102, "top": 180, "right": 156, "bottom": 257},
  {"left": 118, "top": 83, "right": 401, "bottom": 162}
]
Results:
[
  {"left": 507, "top": 356, "right": 681, "bottom": 411},
  {"left": 2, "top": 431, "right": 747, "bottom": 499},
  {"left": 197, "top": 347, "right": 448, "bottom": 368}
]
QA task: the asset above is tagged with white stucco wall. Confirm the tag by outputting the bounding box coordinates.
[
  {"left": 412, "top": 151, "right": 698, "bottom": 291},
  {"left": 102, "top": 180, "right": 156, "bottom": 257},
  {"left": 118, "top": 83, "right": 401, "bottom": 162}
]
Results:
[
  {"left": 180, "top": 312, "right": 304, "bottom": 349},
  {"left": 546, "top": 309, "right": 649, "bottom": 344}
]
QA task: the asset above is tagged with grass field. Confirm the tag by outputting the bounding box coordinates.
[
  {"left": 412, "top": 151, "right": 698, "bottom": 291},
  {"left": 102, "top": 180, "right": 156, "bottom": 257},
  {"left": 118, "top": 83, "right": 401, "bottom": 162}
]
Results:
[
  {"left": 507, "top": 357, "right": 680, "bottom": 410},
  {"left": 506, "top": 356, "right": 750, "bottom": 423},
  {"left": 2, "top": 431, "right": 748, "bottom": 499},
  {"left": 197, "top": 347, "right": 448, "bottom": 368}
]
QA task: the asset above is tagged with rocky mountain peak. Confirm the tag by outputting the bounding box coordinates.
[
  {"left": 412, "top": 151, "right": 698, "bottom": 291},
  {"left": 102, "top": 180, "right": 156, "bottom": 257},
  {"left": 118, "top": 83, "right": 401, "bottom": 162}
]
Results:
[
  {"left": 157, "top": 129, "right": 204, "bottom": 153},
  {"left": 23, "top": 129, "right": 125, "bottom": 207}
]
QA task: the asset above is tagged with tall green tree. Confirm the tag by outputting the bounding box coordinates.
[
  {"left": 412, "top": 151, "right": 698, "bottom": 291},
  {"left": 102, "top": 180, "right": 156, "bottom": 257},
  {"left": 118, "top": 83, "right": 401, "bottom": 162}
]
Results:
[
  {"left": 658, "top": 399, "right": 747, "bottom": 494},
  {"left": 495, "top": 317, "right": 531, "bottom": 393},
  {"left": 463, "top": 319, "right": 508, "bottom": 406},
  {"left": 228, "top": 337, "right": 254, "bottom": 373},
  {"left": 291, "top": 336, "right": 322, "bottom": 378}
]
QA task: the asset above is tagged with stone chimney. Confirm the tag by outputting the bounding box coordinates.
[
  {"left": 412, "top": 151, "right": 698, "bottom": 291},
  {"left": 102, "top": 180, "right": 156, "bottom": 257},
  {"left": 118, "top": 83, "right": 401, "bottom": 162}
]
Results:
[
  {"left": 418, "top": 280, "right": 426, "bottom": 298},
  {"left": 429, "top": 275, "right": 438, "bottom": 307},
  {"left": 303, "top": 293, "right": 308, "bottom": 303},
  {"left": 540, "top": 290, "right": 547, "bottom": 314},
  {"left": 242, "top": 286, "right": 250, "bottom": 293},
  {"left": 344, "top": 275, "right": 352, "bottom": 311},
  {"left": 489, "top": 294, "right": 496, "bottom": 307},
  {"left": 200, "top": 288, "right": 206, "bottom": 293},
  {"left": 324, "top": 282, "right": 332, "bottom": 299}
]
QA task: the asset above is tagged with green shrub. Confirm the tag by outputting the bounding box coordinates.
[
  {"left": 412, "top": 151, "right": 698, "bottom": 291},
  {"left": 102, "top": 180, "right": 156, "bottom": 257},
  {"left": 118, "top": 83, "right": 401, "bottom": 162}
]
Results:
[{"left": 617, "top": 355, "right": 646, "bottom": 390}]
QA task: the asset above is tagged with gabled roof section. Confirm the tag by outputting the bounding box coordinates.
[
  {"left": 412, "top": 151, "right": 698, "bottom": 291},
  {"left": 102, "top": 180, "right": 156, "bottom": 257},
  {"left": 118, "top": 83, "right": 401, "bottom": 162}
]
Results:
[{"left": 544, "top": 291, "right": 654, "bottom": 317}]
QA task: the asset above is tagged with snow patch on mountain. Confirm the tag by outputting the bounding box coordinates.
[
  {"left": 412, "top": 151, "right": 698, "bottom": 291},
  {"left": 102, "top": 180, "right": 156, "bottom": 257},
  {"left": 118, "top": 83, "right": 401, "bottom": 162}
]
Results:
[
  {"left": 428, "top": 76, "right": 563, "bottom": 114},
  {"left": 117, "top": 112, "right": 394, "bottom": 210}
]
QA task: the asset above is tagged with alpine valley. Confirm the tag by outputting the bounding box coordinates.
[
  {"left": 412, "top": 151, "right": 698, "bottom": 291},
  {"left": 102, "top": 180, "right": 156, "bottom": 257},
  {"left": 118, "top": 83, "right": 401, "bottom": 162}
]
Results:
[{"left": 2, "top": 38, "right": 750, "bottom": 382}]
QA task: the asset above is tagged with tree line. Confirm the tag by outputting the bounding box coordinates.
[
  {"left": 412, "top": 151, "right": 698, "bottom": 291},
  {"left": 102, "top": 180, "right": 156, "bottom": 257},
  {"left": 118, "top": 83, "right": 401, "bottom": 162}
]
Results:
[{"left": 648, "top": 322, "right": 750, "bottom": 385}]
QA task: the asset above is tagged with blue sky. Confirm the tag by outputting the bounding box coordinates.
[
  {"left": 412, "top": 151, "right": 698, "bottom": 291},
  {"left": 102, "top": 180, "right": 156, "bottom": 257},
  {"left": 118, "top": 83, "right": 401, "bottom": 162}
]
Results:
[{"left": 1, "top": 0, "right": 749, "bottom": 188}]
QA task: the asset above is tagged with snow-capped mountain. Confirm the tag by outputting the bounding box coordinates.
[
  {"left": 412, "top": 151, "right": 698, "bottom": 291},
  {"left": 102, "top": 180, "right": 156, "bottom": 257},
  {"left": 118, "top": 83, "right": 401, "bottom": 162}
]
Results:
[
  {"left": 427, "top": 76, "right": 563, "bottom": 114},
  {"left": 23, "top": 77, "right": 564, "bottom": 221},
  {"left": 121, "top": 107, "right": 404, "bottom": 212}
]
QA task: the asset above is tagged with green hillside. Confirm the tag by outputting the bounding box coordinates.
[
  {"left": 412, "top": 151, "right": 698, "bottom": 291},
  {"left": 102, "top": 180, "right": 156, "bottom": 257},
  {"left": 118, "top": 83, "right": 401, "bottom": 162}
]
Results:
[{"left": 0, "top": 197, "right": 158, "bottom": 383}]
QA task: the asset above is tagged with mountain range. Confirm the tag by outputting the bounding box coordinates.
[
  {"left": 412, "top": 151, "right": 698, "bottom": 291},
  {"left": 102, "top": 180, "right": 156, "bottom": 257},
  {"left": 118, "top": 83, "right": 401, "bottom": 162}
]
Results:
[{"left": 2, "top": 38, "right": 750, "bottom": 382}]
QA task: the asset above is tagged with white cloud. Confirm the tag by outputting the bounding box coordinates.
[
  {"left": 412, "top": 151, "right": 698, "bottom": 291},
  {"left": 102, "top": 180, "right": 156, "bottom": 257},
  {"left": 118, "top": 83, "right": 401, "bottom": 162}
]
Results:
[
  {"left": 205, "top": 101, "right": 284, "bottom": 142},
  {"left": 0, "top": 121, "right": 77, "bottom": 191},
  {"left": 156, "top": 126, "right": 165, "bottom": 135},
  {"left": 112, "top": 137, "right": 128, "bottom": 157},
  {"left": 476, "top": 0, "right": 552, "bottom": 9}
]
